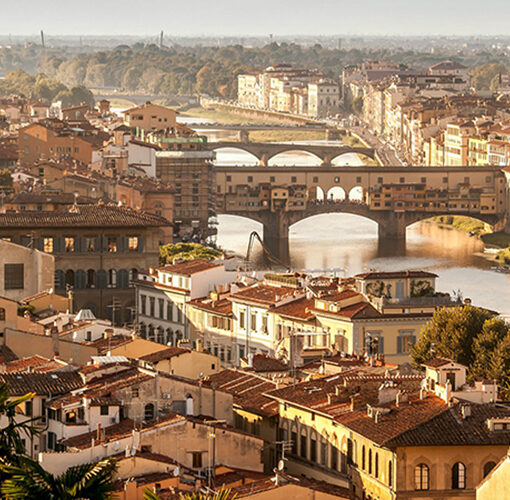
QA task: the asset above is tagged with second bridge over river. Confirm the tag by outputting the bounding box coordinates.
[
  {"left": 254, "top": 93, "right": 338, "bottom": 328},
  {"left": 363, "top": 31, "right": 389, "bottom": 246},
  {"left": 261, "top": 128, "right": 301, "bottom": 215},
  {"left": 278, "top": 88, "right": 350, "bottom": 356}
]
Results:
[{"left": 214, "top": 165, "right": 508, "bottom": 261}]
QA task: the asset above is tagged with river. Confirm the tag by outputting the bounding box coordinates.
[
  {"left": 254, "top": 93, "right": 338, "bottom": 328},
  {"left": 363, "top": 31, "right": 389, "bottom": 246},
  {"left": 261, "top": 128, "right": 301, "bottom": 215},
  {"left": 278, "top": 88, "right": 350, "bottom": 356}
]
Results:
[{"left": 179, "top": 115, "right": 510, "bottom": 317}]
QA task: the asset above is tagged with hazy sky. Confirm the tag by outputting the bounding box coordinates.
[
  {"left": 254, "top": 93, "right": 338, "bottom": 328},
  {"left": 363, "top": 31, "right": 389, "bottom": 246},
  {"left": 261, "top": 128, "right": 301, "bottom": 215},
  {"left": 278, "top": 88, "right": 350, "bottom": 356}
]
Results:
[{"left": 2, "top": 0, "right": 510, "bottom": 37}]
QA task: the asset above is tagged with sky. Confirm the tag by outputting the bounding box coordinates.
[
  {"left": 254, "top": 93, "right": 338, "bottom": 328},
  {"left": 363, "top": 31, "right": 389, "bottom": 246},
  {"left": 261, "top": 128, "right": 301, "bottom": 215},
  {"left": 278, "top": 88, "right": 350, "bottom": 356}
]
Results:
[{"left": 2, "top": 0, "right": 510, "bottom": 37}]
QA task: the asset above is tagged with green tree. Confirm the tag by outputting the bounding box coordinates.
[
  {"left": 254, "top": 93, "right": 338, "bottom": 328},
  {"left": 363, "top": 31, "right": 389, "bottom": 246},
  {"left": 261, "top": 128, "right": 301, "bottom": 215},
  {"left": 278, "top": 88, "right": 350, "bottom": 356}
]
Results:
[
  {"left": 144, "top": 487, "right": 236, "bottom": 500},
  {"left": 0, "top": 169, "right": 13, "bottom": 188},
  {"left": 0, "top": 383, "right": 39, "bottom": 463},
  {"left": 411, "top": 305, "right": 495, "bottom": 368},
  {"left": 159, "top": 243, "right": 222, "bottom": 265},
  {"left": 1, "top": 456, "right": 117, "bottom": 500},
  {"left": 471, "top": 63, "right": 507, "bottom": 91}
]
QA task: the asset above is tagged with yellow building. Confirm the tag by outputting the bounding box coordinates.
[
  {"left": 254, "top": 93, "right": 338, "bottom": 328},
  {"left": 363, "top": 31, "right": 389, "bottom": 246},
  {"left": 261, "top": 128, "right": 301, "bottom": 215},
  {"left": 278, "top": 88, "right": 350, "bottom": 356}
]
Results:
[
  {"left": 123, "top": 102, "right": 177, "bottom": 132},
  {"left": 266, "top": 361, "right": 510, "bottom": 500},
  {"left": 476, "top": 450, "right": 510, "bottom": 500}
]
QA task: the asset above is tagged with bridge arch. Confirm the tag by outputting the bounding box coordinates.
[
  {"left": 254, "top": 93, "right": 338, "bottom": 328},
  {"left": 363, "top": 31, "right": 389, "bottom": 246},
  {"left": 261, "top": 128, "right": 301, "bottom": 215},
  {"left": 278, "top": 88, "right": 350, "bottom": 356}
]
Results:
[
  {"left": 212, "top": 146, "right": 259, "bottom": 166},
  {"left": 267, "top": 149, "right": 322, "bottom": 166},
  {"left": 348, "top": 186, "right": 364, "bottom": 201},
  {"left": 326, "top": 186, "right": 347, "bottom": 201},
  {"left": 331, "top": 150, "right": 376, "bottom": 166}
]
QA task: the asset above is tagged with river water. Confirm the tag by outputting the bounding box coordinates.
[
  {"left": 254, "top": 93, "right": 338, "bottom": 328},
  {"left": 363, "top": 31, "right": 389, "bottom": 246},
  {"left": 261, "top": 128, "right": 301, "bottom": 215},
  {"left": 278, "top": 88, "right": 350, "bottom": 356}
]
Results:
[{"left": 183, "top": 117, "right": 510, "bottom": 317}]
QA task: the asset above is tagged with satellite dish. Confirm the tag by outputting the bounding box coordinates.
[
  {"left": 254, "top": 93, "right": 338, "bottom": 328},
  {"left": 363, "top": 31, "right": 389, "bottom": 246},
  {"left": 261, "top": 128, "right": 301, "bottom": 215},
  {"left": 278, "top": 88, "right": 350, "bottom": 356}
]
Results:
[{"left": 277, "top": 460, "right": 285, "bottom": 471}]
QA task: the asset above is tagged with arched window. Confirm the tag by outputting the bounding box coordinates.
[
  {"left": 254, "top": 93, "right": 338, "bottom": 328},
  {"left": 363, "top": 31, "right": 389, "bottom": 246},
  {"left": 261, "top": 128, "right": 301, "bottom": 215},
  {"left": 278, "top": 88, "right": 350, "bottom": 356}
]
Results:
[
  {"left": 368, "top": 449, "right": 372, "bottom": 474},
  {"left": 347, "top": 438, "right": 353, "bottom": 465},
  {"left": 166, "top": 328, "right": 173, "bottom": 345},
  {"left": 415, "top": 463, "right": 429, "bottom": 490},
  {"left": 144, "top": 403, "right": 154, "bottom": 421},
  {"left": 65, "top": 269, "right": 75, "bottom": 287},
  {"left": 483, "top": 461, "right": 497, "bottom": 478},
  {"left": 362, "top": 445, "right": 366, "bottom": 470},
  {"left": 0, "top": 308, "right": 5, "bottom": 321},
  {"left": 139, "top": 323, "right": 146, "bottom": 338},
  {"left": 157, "top": 327, "right": 164, "bottom": 344},
  {"left": 388, "top": 461, "right": 393, "bottom": 487},
  {"left": 452, "top": 462, "right": 466, "bottom": 489},
  {"left": 148, "top": 325, "right": 155, "bottom": 341},
  {"left": 107, "top": 269, "right": 117, "bottom": 288},
  {"left": 86, "top": 269, "right": 96, "bottom": 288},
  {"left": 375, "top": 452, "right": 379, "bottom": 478}
]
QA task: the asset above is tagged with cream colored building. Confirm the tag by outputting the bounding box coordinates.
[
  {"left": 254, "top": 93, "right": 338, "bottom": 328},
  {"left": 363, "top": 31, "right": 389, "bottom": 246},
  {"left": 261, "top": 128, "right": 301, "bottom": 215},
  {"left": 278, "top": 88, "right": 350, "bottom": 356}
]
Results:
[{"left": 123, "top": 102, "right": 177, "bottom": 131}]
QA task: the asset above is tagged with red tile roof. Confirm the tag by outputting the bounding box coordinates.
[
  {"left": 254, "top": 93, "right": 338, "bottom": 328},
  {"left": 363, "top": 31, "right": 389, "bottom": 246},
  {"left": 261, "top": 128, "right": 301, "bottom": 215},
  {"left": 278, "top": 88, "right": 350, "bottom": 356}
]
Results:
[
  {"left": 139, "top": 347, "right": 190, "bottom": 364},
  {"left": 158, "top": 259, "right": 222, "bottom": 276},
  {"left": 207, "top": 369, "right": 280, "bottom": 417},
  {"left": 0, "top": 372, "right": 83, "bottom": 396},
  {"left": 0, "top": 205, "right": 171, "bottom": 228},
  {"left": 229, "top": 284, "right": 300, "bottom": 307}
]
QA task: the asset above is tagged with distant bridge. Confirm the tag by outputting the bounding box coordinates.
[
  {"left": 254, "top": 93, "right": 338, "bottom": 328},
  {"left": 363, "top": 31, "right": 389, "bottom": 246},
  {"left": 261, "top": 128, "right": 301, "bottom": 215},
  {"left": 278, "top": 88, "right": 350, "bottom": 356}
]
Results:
[
  {"left": 205, "top": 141, "right": 375, "bottom": 166},
  {"left": 214, "top": 165, "right": 508, "bottom": 261}
]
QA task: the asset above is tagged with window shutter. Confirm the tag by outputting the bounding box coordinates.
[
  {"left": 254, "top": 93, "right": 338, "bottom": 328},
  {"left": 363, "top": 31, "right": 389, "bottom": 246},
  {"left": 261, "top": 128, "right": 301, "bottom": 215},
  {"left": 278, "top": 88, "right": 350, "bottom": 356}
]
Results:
[
  {"left": 96, "top": 269, "right": 107, "bottom": 289},
  {"left": 137, "top": 236, "right": 144, "bottom": 252},
  {"left": 102, "top": 236, "right": 108, "bottom": 252},
  {"left": 95, "top": 237, "right": 102, "bottom": 252},
  {"left": 118, "top": 269, "right": 128, "bottom": 289},
  {"left": 117, "top": 236, "right": 124, "bottom": 253},
  {"left": 75, "top": 270, "right": 86, "bottom": 289},
  {"left": 397, "top": 336, "right": 402, "bottom": 354},
  {"left": 378, "top": 336, "right": 384, "bottom": 354},
  {"left": 411, "top": 335, "right": 417, "bottom": 346}
]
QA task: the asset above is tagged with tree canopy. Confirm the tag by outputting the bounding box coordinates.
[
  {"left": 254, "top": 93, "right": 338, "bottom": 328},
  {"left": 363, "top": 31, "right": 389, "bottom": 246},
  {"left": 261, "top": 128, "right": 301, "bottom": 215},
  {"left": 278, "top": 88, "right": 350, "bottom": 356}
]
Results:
[
  {"left": 160, "top": 243, "right": 223, "bottom": 265},
  {"left": 411, "top": 305, "right": 510, "bottom": 394},
  {"left": 0, "top": 69, "right": 94, "bottom": 107}
]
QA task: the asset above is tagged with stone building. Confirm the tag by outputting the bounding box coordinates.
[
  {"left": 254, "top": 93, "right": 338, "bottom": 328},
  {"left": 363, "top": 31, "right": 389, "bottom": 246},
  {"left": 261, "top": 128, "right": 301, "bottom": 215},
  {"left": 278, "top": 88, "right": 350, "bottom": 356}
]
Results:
[{"left": 0, "top": 205, "right": 171, "bottom": 323}]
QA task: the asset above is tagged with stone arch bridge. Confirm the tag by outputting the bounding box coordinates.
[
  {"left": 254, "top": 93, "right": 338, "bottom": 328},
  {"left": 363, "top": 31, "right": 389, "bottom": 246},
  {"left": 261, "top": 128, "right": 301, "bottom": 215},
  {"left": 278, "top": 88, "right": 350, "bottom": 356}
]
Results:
[
  {"left": 204, "top": 141, "right": 376, "bottom": 166},
  {"left": 214, "top": 165, "right": 508, "bottom": 261}
]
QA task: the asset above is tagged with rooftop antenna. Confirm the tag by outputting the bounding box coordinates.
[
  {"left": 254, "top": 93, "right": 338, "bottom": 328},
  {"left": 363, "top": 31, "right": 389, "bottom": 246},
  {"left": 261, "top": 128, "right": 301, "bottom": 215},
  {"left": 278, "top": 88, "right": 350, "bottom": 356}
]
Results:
[{"left": 40, "top": 30, "right": 45, "bottom": 48}]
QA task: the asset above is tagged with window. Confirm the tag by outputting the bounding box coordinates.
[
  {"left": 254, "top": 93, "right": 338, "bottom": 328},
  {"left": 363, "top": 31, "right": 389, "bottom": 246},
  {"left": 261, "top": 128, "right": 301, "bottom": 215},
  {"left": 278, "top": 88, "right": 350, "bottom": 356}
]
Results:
[
  {"left": 300, "top": 433, "right": 307, "bottom": 459},
  {"left": 128, "top": 236, "right": 139, "bottom": 251},
  {"left": 250, "top": 312, "right": 257, "bottom": 331},
  {"left": 144, "top": 403, "right": 155, "bottom": 421},
  {"left": 483, "top": 461, "right": 496, "bottom": 477},
  {"left": 0, "top": 308, "right": 4, "bottom": 321},
  {"left": 362, "top": 445, "right": 366, "bottom": 470},
  {"left": 4, "top": 264, "right": 24, "bottom": 290},
  {"left": 247, "top": 176, "right": 253, "bottom": 183},
  {"left": 368, "top": 449, "right": 372, "bottom": 474},
  {"left": 388, "top": 461, "right": 393, "bottom": 487},
  {"left": 375, "top": 452, "right": 379, "bottom": 478},
  {"left": 149, "top": 297, "right": 155, "bottom": 317},
  {"left": 415, "top": 463, "right": 429, "bottom": 490},
  {"left": 25, "top": 401, "right": 33, "bottom": 417},
  {"left": 291, "top": 431, "right": 297, "bottom": 454},
  {"left": 43, "top": 237, "right": 54, "bottom": 253},
  {"left": 192, "top": 451, "right": 202, "bottom": 468},
  {"left": 320, "top": 441, "right": 327, "bottom": 465},
  {"left": 310, "top": 435, "right": 317, "bottom": 462},
  {"left": 452, "top": 462, "right": 466, "bottom": 489},
  {"left": 239, "top": 310, "right": 246, "bottom": 329},
  {"left": 167, "top": 302, "right": 173, "bottom": 321},
  {"left": 397, "top": 333, "right": 416, "bottom": 353},
  {"left": 86, "top": 237, "right": 95, "bottom": 252},
  {"left": 291, "top": 176, "right": 297, "bottom": 183},
  {"left": 100, "top": 405, "right": 109, "bottom": 416},
  {"left": 158, "top": 298, "right": 164, "bottom": 318},
  {"left": 64, "top": 237, "right": 75, "bottom": 252},
  {"left": 140, "top": 295, "right": 147, "bottom": 315},
  {"left": 108, "top": 237, "right": 117, "bottom": 252},
  {"left": 331, "top": 443, "right": 338, "bottom": 470}
]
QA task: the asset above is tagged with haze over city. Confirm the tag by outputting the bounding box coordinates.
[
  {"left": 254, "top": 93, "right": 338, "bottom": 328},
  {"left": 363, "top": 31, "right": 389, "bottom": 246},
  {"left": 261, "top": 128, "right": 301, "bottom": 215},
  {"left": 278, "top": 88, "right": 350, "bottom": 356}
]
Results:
[{"left": 3, "top": 0, "right": 510, "bottom": 36}]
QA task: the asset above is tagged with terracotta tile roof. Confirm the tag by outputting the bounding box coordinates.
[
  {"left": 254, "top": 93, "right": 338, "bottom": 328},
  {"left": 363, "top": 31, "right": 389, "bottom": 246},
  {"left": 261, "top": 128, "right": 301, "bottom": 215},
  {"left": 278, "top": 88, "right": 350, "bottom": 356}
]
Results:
[
  {"left": 84, "top": 335, "right": 134, "bottom": 355},
  {"left": 139, "top": 347, "right": 190, "bottom": 364},
  {"left": 266, "top": 373, "right": 423, "bottom": 419},
  {"left": 207, "top": 369, "right": 280, "bottom": 417},
  {"left": 313, "top": 301, "right": 382, "bottom": 320},
  {"left": 422, "top": 357, "right": 455, "bottom": 368},
  {"left": 229, "top": 284, "right": 300, "bottom": 307},
  {"left": 188, "top": 297, "right": 233, "bottom": 316},
  {"left": 5, "top": 192, "right": 97, "bottom": 205},
  {"left": 271, "top": 297, "right": 315, "bottom": 320},
  {"left": 158, "top": 259, "right": 222, "bottom": 276},
  {"left": 242, "top": 354, "right": 288, "bottom": 373},
  {"left": 5, "top": 355, "right": 66, "bottom": 373},
  {"left": 383, "top": 401, "right": 510, "bottom": 448},
  {"left": 0, "top": 205, "right": 171, "bottom": 228},
  {"left": 0, "top": 372, "right": 83, "bottom": 396},
  {"left": 0, "top": 345, "right": 17, "bottom": 364},
  {"left": 63, "top": 413, "right": 185, "bottom": 449}
]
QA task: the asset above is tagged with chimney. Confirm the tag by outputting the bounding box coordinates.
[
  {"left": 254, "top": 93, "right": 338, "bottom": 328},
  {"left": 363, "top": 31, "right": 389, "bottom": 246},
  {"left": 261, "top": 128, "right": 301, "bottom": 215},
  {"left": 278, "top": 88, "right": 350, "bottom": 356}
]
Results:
[
  {"left": 374, "top": 411, "right": 380, "bottom": 424},
  {"left": 419, "top": 387, "right": 425, "bottom": 400},
  {"left": 461, "top": 404, "right": 471, "bottom": 419},
  {"left": 327, "top": 394, "right": 333, "bottom": 404}
]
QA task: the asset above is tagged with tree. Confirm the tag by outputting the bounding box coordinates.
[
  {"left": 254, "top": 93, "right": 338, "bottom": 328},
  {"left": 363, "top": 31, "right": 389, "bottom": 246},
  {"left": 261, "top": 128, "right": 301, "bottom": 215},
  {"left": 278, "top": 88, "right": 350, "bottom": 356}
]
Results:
[
  {"left": 411, "top": 306, "right": 510, "bottom": 394},
  {"left": 411, "top": 305, "right": 495, "bottom": 368},
  {"left": 0, "top": 169, "right": 13, "bottom": 188},
  {"left": 159, "top": 243, "right": 223, "bottom": 265},
  {"left": 144, "top": 487, "right": 236, "bottom": 500},
  {"left": 352, "top": 95, "right": 363, "bottom": 115},
  {"left": 0, "top": 383, "right": 39, "bottom": 463},
  {"left": 1, "top": 456, "right": 117, "bottom": 500}
]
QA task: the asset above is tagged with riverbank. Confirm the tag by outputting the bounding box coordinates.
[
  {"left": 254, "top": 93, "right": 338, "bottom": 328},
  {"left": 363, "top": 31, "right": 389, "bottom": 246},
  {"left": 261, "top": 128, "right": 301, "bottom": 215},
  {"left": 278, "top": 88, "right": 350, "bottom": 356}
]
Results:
[{"left": 181, "top": 106, "right": 294, "bottom": 125}]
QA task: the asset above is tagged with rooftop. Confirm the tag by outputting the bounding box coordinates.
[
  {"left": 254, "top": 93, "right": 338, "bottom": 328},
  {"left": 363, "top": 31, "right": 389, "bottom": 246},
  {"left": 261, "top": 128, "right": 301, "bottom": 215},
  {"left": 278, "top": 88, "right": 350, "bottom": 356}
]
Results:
[
  {"left": 0, "top": 372, "right": 83, "bottom": 396},
  {"left": 158, "top": 259, "right": 222, "bottom": 276}
]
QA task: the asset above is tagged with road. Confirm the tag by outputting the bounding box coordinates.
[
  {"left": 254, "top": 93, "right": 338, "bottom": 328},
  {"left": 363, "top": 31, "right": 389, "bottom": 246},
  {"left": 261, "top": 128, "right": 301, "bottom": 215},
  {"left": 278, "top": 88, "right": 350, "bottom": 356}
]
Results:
[{"left": 350, "top": 126, "right": 404, "bottom": 166}]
